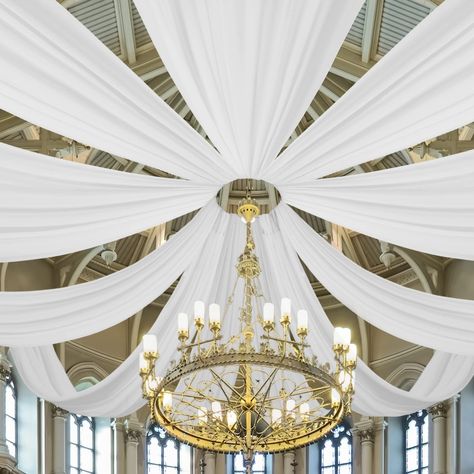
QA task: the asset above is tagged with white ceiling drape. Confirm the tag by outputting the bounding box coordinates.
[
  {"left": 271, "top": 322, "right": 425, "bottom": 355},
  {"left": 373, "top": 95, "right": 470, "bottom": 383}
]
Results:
[
  {"left": 133, "top": 0, "right": 364, "bottom": 177},
  {"left": 279, "top": 150, "right": 474, "bottom": 260},
  {"left": 0, "top": 143, "right": 219, "bottom": 261},
  {"left": 275, "top": 203, "right": 474, "bottom": 355},
  {"left": 11, "top": 208, "right": 236, "bottom": 416},
  {"left": 255, "top": 213, "right": 474, "bottom": 416},
  {"left": 262, "top": 0, "right": 474, "bottom": 184},
  {"left": 2, "top": 0, "right": 474, "bottom": 417},
  {"left": 0, "top": 0, "right": 233, "bottom": 182},
  {"left": 0, "top": 202, "right": 220, "bottom": 346}
]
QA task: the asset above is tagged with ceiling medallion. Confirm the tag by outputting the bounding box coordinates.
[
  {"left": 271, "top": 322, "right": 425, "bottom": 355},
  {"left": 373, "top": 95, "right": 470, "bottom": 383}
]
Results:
[{"left": 140, "top": 192, "right": 356, "bottom": 472}]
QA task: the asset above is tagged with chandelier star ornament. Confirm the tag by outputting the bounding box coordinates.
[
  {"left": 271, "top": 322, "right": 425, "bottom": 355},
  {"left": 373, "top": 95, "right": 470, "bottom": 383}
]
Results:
[{"left": 139, "top": 194, "right": 357, "bottom": 472}]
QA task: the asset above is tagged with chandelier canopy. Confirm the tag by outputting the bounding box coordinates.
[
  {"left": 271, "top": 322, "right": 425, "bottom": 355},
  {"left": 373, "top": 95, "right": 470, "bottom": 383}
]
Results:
[{"left": 140, "top": 195, "right": 357, "bottom": 471}]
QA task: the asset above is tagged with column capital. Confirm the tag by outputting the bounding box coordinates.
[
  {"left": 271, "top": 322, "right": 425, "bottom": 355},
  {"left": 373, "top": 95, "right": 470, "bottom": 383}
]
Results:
[
  {"left": 357, "top": 428, "right": 375, "bottom": 443},
  {"left": 125, "top": 429, "right": 143, "bottom": 444},
  {"left": 428, "top": 401, "right": 449, "bottom": 419},
  {"left": 51, "top": 405, "right": 69, "bottom": 419},
  {"left": 0, "top": 356, "right": 11, "bottom": 382}
]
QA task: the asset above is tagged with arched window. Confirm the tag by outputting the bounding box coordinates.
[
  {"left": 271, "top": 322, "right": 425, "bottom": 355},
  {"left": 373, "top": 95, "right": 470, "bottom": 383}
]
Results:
[
  {"left": 232, "top": 452, "right": 268, "bottom": 474},
  {"left": 5, "top": 374, "right": 17, "bottom": 458},
  {"left": 146, "top": 424, "right": 191, "bottom": 474},
  {"left": 319, "top": 423, "right": 352, "bottom": 474},
  {"left": 68, "top": 413, "right": 95, "bottom": 474},
  {"left": 403, "top": 410, "right": 428, "bottom": 474}
]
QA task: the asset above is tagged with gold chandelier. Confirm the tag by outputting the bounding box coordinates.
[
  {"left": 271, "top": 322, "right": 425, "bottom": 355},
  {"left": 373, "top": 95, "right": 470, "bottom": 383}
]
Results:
[{"left": 139, "top": 195, "right": 356, "bottom": 471}]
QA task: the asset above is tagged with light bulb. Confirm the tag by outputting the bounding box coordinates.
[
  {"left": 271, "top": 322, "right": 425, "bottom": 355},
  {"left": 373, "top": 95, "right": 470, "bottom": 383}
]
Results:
[
  {"left": 341, "top": 328, "right": 351, "bottom": 346},
  {"left": 333, "top": 327, "right": 344, "bottom": 346},
  {"left": 331, "top": 389, "right": 341, "bottom": 408},
  {"left": 297, "top": 309, "right": 308, "bottom": 332},
  {"left": 227, "top": 410, "right": 237, "bottom": 430},
  {"left": 194, "top": 301, "right": 205, "bottom": 326},
  {"left": 143, "top": 334, "right": 158, "bottom": 354},
  {"left": 178, "top": 312, "right": 189, "bottom": 336},
  {"left": 347, "top": 344, "right": 357, "bottom": 364},
  {"left": 281, "top": 297, "right": 291, "bottom": 316},
  {"left": 286, "top": 399, "right": 296, "bottom": 419},
  {"left": 198, "top": 407, "right": 207, "bottom": 425},
  {"left": 338, "top": 371, "right": 351, "bottom": 392},
  {"left": 272, "top": 408, "right": 282, "bottom": 425},
  {"left": 162, "top": 391, "right": 173, "bottom": 412},
  {"left": 263, "top": 302, "right": 275, "bottom": 325},
  {"left": 300, "top": 403, "right": 310, "bottom": 421},
  {"left": 212, "top": 401, "right": 222, "bottom": 420},
  {"left": 209, "top": 304, "right": 220, "bottom": 326}
]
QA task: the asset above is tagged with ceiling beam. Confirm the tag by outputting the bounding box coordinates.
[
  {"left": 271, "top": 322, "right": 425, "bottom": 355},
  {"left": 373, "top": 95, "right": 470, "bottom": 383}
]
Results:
[
  {"left": 361, "top": 0, "right": 380, "bottom": 63},
  {"left": 115, "top": 0, "right": 137, "bottom": 65}
]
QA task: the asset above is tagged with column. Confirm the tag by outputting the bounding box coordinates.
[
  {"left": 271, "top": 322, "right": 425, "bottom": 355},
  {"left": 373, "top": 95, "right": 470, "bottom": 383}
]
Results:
[
  {"left": 446, "top": 395, "right": 459, "bottom": 474},
  {"left": 283, "top": 451, "right": 296, "bottom": 474},
  {"left": 355, "top": 420, "right": 375, "bottom": 474},
  {"left": 0, "top": 360, "right": 11, "bottom": 457},
  {"left": 373, "top": 418, "right": 387, "bottom": 474},
  {"left": 124, "top": 428, "right": 141, "bottom": 474},
  {"left": 429, "top": 402, "right": 449, "bottom": 474},
  {"left": 204, "top": 451, "right": 216, "bottom": 474},
  {"left": 112, "top": 418, "right": 126, "bottom": 474},
  {"left": 52, "top": 405, "right": 68, "bottom": 474}
]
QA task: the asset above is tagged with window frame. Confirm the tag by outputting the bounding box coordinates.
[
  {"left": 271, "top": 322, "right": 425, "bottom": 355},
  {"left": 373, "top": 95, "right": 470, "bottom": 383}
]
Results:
[
  {"left": 231, "top": 452, "right": 269, "bottom": 474},
  {"left": 403, "top": 410, "right": 429, "bottom": 474},
  {"left": 146, "top": 423, "right": 191, "bottom": 474},
  {"left": 4, "top": 373, "right": 17, "bottom": 459},
  {"left": 318, "top": 422, "right": 353, "bottom": 474},
  {"left": 68, "top": 413, "right": 96, "bottom": 474}
]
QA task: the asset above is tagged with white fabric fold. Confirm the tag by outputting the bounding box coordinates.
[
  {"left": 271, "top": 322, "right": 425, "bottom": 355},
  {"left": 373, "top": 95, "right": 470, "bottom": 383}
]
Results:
[
  {"left": 257, "top": 209, "right": 474, "bottom": 416},
  {"left": 0, "top": 143, "right": 220, "bottom": 261},
  {"left": 0, "top": 0, "right": 233, "bottom": 183},
  {"left": 263, "top": 0, "right": 474, "bottom": 184},
  {"left": 275, "top": 203, "right": 474, "bottom": 355},
  {"left": 279, "top": 150, "right": 474, "bottom": 260},
  {"left": 134, "top": 0, "right": 364, "bottom": 177},
  {"left": 11, "top": 207, "right": 237, "bottom": 416},
  {"left": 0, "top": 201, "right": 220, "bottom": 346}
]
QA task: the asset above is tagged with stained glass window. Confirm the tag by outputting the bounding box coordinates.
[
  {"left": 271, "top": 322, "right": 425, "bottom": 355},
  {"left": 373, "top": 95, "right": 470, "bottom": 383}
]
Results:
[
  {"left": 404, "top": 410, "right": 429, "bottom": 474},
  {"left": 68, "top": 414, "right": 95, "bottom": 474},
  {"left": 233, "top": 452, "right": 268, "bottom": 474},
  {"left": 146, "top": 424, "right": 191, "bottom": 474},
  {"left": 319, "top": 423, "right": 352, "bottom": 474},
  {"left": 5, "top": 375, "right": 17, "bottom": 458}
]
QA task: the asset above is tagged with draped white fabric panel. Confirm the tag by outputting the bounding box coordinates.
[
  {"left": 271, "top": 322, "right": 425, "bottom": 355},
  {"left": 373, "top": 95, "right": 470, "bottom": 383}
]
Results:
[
  {"left": 280, "top": 151, "right": 474, "bottom": 260},
  {"left": 0, "top": 143, "right": 220, "bottom": 262},
  {"left": 133, "top": 0, "right": 364, "bottom": 177},
  {"left": 263, "top": 0, "right": 474, "bottom": 184},
  {"left": 275, "top": 204, "right": 474, "bottom": 355},
  {"left": 0, "top": 0, "right": 232, "bottom": 183},
  {"left": 0, "top": 202, "right": 220, "bottom": 346},
  {"left": 256, "top": 210, "right": 474, "bottom": 416},
  {"left": 11, "top": 208, "right": 239, "bottom": 416}
]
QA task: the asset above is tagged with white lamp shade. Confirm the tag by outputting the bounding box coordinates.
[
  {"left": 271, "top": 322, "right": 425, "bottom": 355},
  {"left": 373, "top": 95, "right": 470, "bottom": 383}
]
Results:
[
  {"left": 162, "top": 391, "right": 173, "bottom": 410},
  {"left": 178, "top": 312, "right": 189, "bottom": 333},
  {"left": 209, "top": 304, "right": 220, "bottom": 325},
  {"left": 331, "top": 389, "right": 341, "bottom": 407},
  {"left": 198, "top": 407, "right": 207, "bottom": 424},
  {"left": 281, "top": 297, "right": 291, "bottom": 315},
  {"left": 333, "top": 327, "right": 344, "bottom": 346},
  {"left": 143, "top": 334, "right": 158, "bottom": 353},
  {"left": 263, "top": 302, "right": 275, "bottom": 323},
  {"left": 194, "top": 301, "right": 205, "bottom": 323},
  {"left": 300, "top": 403, "right": 309, "bottom": 416},
  {"left": 211, "top": 401, "right": 222, "bottom": 419},
  {"left": 341, "top": 328, "right": 351, "bottom": 346},
  {"left": 227, "top": 410, "right": 237, "bottom": 429},
  {"left": 297, "top": 309, "right": 308, "bottom": 330}
]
